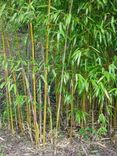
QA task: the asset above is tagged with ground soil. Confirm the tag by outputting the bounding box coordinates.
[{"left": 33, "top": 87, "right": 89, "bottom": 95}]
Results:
[{"left": 0, "top": 128, "right": 117, "bottom": 156}]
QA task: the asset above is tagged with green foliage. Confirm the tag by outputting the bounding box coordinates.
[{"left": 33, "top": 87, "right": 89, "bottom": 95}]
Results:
[
  {"left": 0, "top": 0, "right": 116, "bottom": 143},
  {"left": 79, "top": 127, "right": 96, "bottom": 140},
  {"left": 75, "top": 110, "right": 88, "bottom": 125}
]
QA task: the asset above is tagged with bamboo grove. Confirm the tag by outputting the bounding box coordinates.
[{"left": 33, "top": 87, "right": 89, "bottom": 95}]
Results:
[{"left": 0, "top": 0, "right": 117, "bottom": 145}]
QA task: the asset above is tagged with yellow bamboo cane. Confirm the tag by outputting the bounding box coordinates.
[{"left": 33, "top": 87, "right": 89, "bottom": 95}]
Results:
[{"left": 43, "top": 0, "right": 51, "bottom": 144}]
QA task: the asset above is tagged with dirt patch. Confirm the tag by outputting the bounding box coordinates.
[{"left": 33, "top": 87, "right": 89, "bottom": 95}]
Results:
[{"left": 0, "top": 128, "right": 117, "bottom": 156}]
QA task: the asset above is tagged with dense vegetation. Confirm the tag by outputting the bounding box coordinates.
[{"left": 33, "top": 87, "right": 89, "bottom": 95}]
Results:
[{"left": 0, "top": 0, "right": 117, "bottom": 145}]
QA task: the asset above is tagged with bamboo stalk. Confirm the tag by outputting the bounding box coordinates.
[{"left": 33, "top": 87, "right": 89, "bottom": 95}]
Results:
[
  {"left": 43, "top": 0, "right": 51, "bottom": 144},
  {"left": 82, "top": 92, "right": 86, "bottom": 128},
  {"left": 2, "top": 33, "right": 14, "bottom": 133},
  {"left": 56, "top": 0, "right": 74, "bottom": 136},
  {"left": 48, "top": 96, "right": 53, "bottom": 133},
  {"left": 28, "top": 0, "right": 39, "bottom": 144},
  {"left": 70, "top": 79, "right": 74, "bottom": 139},
  {"left": 91, "top": 99, "right": 94, "bottom": 129},
  {"left": 38, "top": 80, "right": 42, "bottom": 144},
  {"left": 29, "top": 22, "right": 39, "bottom": 145}
]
